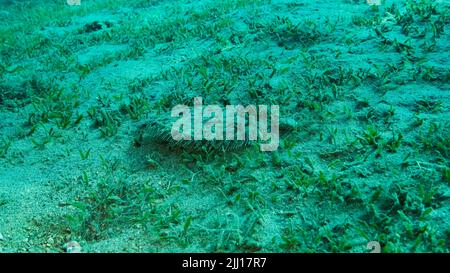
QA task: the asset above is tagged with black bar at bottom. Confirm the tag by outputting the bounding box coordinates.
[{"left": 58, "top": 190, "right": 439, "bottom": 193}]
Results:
[{"left": 0, "top": 253, "right": 445, "bottom": 272}]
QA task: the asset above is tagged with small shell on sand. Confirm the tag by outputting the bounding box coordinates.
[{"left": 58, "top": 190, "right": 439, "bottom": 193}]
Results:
[
  {"left": 65, "top": 241, "right": 82, "bottom": 253},
  {"left": 366, "top": 0, "right": 381, "bottom": 5}
]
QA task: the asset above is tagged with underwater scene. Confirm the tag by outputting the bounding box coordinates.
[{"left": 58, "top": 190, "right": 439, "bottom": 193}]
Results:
[{"left": 0, "top": 0, "right": 449, "bottom": 253}]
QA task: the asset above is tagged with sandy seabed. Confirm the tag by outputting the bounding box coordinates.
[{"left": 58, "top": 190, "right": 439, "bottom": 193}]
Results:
[{"left": 0, "top": 0, "right": 449, "bottom": 252}]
